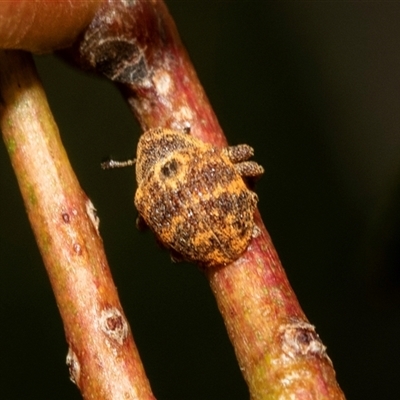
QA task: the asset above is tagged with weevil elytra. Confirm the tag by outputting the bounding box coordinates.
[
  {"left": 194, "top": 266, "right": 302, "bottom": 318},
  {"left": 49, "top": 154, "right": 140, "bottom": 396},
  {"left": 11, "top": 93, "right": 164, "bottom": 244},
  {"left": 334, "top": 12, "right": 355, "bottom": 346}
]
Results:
[{"left": 133, "top": 128, "right": 264, "bottom": 267}]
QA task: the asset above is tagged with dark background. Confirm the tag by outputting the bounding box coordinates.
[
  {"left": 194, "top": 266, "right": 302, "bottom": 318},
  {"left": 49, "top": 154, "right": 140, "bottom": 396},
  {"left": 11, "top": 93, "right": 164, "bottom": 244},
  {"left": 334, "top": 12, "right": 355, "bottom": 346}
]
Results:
[{"left": 1, "top": 2, "right": 400, "bottom": 399}]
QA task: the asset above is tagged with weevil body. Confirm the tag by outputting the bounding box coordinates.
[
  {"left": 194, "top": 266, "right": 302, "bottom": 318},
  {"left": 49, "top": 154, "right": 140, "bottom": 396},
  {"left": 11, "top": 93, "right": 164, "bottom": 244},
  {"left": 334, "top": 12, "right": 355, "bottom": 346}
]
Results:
[{"left": 134, "top": 128, "right": 264, "bottom": 268}]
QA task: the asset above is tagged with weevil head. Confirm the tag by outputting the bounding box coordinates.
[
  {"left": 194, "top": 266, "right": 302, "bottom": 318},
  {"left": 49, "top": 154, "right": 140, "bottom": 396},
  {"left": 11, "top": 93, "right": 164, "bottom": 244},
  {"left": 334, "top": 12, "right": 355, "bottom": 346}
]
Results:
[{"left": 135, "top": 128, "right": 195, "bottom": 185}]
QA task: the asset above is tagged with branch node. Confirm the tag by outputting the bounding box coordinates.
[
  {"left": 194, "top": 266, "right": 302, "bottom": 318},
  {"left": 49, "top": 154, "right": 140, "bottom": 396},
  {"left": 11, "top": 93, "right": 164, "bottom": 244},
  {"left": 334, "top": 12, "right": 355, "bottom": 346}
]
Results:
[
  {"left": 85, "top": 199, "right": 100, "bottom": 235},
  {"left": 279, "top": 320, "right": 330, "bottom": 362},
  {"left": 100, "top": 307, "right": 129, "bottom": 346},
  {"left": 66, "top": 348, "right": 80, "bottom": 386}
]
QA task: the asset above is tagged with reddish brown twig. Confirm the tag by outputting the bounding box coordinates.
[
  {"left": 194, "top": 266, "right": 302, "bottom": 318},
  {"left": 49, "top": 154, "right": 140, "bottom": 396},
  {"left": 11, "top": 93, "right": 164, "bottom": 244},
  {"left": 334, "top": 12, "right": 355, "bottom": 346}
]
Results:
[
  {"left": 63, "top": 1, "right": 345, "bottom": 398},
  {"left": 0, "top": 50, "right": 155, "bottom": 400}
]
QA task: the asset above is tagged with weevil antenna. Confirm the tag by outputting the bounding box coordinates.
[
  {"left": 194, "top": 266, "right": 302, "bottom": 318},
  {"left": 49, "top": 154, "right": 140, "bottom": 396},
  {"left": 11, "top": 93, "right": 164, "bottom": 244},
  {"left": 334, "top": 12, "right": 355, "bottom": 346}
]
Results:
[{"left": 101, "top": 158, "right": 136, "bottom": 170}]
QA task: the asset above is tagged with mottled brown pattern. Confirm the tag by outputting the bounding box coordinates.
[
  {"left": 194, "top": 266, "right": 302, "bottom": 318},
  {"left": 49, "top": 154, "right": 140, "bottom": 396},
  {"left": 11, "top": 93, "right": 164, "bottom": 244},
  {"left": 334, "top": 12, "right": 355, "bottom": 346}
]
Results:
[{"left": 134, "top": 128, "right": 264, "bottom": 267}]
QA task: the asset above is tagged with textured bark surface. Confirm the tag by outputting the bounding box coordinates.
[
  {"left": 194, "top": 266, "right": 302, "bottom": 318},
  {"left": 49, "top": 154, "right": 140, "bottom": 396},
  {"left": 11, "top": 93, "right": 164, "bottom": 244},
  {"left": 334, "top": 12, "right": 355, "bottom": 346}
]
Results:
[
  {"left": 0, "top": 50, "right": 155, "bottom": 400},
  {"left": 63, "top": 1, "right": 346, "bottom": 398},
  {"left": 0, "top": 1, "right": 346, "bottom": 398}
]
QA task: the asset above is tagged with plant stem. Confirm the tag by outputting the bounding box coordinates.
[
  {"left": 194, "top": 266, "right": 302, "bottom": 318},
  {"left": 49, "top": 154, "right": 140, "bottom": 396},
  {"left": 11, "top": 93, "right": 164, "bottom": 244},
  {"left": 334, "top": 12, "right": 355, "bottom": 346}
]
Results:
[
  {"left": 65, "top": 0, "right": 346, "bottom": 397},
  {"left": 0, "top": 50, "right": 155, "bottom": 400}
]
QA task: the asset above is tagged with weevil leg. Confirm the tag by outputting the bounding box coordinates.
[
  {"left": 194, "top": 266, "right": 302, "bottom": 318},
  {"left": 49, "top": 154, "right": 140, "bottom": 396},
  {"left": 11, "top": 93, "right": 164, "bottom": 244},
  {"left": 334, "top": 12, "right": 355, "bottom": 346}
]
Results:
[
  {"left": 223, "top": 144, "right": 255, "bottom": 163},
  {"left": 136, "top": 214, "right": 148, "bottom": 231},
  {"left": 169, "top": 249, "right": 185, "bottom": 264},
  {"left": 234, "top": 161, "right": 264, "bottom": 178}
]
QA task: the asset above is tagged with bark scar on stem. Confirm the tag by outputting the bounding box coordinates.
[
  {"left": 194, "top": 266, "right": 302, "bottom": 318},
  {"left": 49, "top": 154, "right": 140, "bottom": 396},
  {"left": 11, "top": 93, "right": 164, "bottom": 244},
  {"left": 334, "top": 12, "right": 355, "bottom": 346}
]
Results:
[
  {"left": 279, "top": 320, "right": 331, "bottom": 363},
  {"left": 66, "top": 348, "right": 81, "bottom": 386},
  {"left": 62, "top": 212, "right": 70, "bottom": 223},
  {"left": 99, "top": 307, "right": 129, "bottom": 346},
  {"left": 85, "top": 199, "right": 100, "bottom": 235},
  {"left": 85, "top": 37, "right": 149, "bottom": 84}
]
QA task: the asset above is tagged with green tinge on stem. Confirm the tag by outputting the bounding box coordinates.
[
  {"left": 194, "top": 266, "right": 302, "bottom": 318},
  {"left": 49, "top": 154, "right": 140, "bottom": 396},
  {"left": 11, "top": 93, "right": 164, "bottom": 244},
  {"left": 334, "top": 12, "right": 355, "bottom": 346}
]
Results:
[{"left": 0, "top": 49, "right": 155, "bottom": 400}]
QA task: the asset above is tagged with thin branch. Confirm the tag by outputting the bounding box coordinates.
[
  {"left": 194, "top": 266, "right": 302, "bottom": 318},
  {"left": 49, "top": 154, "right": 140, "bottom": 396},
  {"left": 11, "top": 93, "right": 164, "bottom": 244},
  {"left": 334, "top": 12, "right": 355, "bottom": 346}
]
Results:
[
  {"left": 63, "top": 1, "right": 346, "bottom": 398},
  {"left": 0, "top": 50, "right": 155, "bottom": 400}
]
